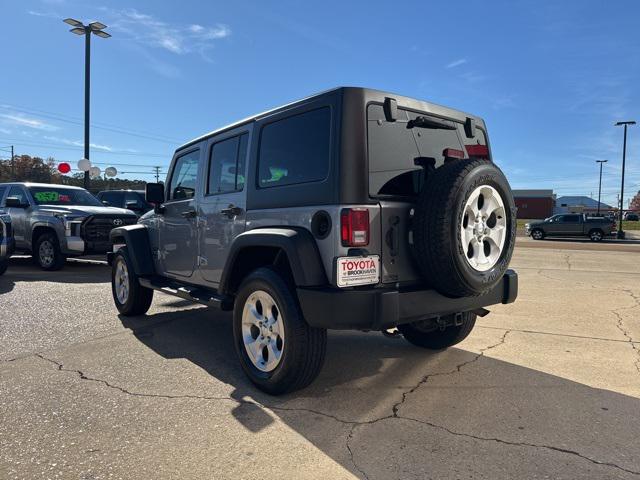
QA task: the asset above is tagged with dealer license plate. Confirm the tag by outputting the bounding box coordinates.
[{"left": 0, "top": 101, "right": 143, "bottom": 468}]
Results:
[{"left": 336, "top": 255, "right": 380, "bottom": 287}]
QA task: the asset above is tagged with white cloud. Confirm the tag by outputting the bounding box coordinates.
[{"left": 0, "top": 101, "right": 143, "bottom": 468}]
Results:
[
  {"left": 27, "top": 10, "right": 60, "bottom": 19},
  {"left": 0, "top": 113, "right": 58, "bottom": 131},
  {"left": 0, "top": 127, "right": 11, "bottom": 135},
  {"left": 44, "top": 136, "right": 112, "bottom": 151},
  {"left": 104, "top": 8, "right": 231, "bottom": 56},
  {"left": 446, "top": 58, "right": 467, "bottom": 69}
]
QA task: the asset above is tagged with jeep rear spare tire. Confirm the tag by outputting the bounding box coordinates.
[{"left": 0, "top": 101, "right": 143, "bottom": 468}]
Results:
[{"left": 413, "top": 159, "right": 516, "bottom": 297}]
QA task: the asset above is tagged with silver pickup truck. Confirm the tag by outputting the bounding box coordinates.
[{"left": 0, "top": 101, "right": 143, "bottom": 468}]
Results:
[
  {"left": 525, "top": 213, "right": 615, "bottom": 241},
  {"left": 0, "top": 182, "right": 137, "bottom": 270},
  {"left": 0, "top": 212, "right": 13, "bottom": 275}
]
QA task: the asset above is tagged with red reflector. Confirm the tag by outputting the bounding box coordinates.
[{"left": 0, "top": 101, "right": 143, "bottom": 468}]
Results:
[
  {"left": 466, "top": 144, "right": 489, "bottom": 158},
  {"left": 443, "top": 148, "right": 465, "bottom": 159},
  {"left": 341, "top": 208, "right": 369, "bottom": 247}
]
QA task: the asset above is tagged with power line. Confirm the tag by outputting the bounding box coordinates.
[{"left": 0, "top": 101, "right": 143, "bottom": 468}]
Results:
[
  {"left": 0, "top": 102, "right": 181, "bottom": 144},
  {"left": 0, "top": 137, "right": 167, "bottom": 158}
]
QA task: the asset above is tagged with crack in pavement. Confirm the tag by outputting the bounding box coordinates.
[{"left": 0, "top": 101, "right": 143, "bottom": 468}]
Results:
[
  {"left": 34, "top": 332, "right": 640, "bottom": 479},
  {"left": 611, "top": 290, "right": 640, "bottom": 375},
  {"left": 477, "top": 325, "right": 640, "bottom": 345}
]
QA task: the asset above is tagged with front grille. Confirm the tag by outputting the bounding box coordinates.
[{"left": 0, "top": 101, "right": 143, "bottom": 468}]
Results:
[{"left": 81, "top": 215, "right": 137, "bottom": 253}]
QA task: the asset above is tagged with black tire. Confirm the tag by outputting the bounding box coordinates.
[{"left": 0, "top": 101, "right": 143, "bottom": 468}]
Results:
[
  {"left": 398, "top": 312, "right": 477, "bottom": 349},
  {"left": 589, "top": 229, "right": 604, "bottom": 242},
  {"left": 34, "top": 232, "right": 66, "bottom": 271},
  {"left": 233, "top": 267, "right": 327, "bottom": 395},
  {"left": 111, "top": 249, "right": 154, "bottom": 316},
  {"left": 413, "top": 159, "right": 516, "bottom": 297},
  {"left": 530, "top": 228, "right": 545, "bottom": 240},
  {"left": 0, "top": 258, "right": 7, "bottom": 276}
]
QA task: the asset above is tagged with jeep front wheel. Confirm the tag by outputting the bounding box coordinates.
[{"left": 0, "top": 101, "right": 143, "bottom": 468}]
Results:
[
  {"left": 233, "top": 267, "right": 327, "bottom": 395},
  {"left": 111, "top": 249, "right": 154, "bottom": 316},
  {"left": 398, "top": 312, "right": 477, "bottom": 349}
]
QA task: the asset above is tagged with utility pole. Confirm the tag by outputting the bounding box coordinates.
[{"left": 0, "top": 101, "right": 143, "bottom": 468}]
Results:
[
  {"left": 596, "top": 160, "right": 607, "bottom": 216},
  {"left": 153, "top": 166, "right": 161, "bottom": 183},
  {"left": 11, "top": 145, "right": 14, "bottom": 181},
  {"left": 63, "top": 18, "right": 111, "bottom": 190},
  {"left": 615, "top": 121, "right": 636, "bottom": 238}
]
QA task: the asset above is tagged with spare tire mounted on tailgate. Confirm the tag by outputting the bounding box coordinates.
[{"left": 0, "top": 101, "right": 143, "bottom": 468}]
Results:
[{"left": 413, "top": 159, "right": 516, "bottom": 297}]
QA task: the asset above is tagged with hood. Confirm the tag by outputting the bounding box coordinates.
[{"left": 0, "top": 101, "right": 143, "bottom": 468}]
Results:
[{"left": 36, "top": 205, "right": 137, "bottom": 217}]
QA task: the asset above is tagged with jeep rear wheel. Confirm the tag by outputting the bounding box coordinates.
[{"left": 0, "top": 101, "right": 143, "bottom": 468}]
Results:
[
  {"left": 413, "top": 159, "right": 516, "bottom": 297},
  {"left": 398, "top": 312, "right": 477, "bottom": 349},
  {"left": 233, "top": 267, "right": 327, "bottom": 395}
]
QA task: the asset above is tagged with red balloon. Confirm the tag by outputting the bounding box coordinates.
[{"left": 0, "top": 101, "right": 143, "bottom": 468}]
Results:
[{"left": 58, "top": 162, "right": 71, "bottom": 174}]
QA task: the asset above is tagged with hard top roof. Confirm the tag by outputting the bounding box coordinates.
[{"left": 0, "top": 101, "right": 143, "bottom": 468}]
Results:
[{"left": 176, "top": 86, "right": 485, "bottom": 152}]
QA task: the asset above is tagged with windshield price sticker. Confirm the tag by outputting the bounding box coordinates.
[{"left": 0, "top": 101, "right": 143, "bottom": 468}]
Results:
[
  {"left": 34, "top": 191, "right": 60, "bottom": 203},
  {"left": 337, "top": 255, "right": 380, "bottom": 287}
]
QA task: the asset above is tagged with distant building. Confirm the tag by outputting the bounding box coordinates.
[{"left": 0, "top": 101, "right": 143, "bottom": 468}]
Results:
[
  {"left": 512, "top": 190, "right": 555, "bottom": 219},
  {"left": 629, "top": 190, "right": 640, "bottom": 212},
  {"left": 554, "top": 196, "right": 612, "bottom": 215}
]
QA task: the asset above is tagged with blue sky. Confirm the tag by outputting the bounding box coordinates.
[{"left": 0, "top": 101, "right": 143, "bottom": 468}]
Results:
[{"left": 1, "top": 0, "right": 639, "bottom": 207}]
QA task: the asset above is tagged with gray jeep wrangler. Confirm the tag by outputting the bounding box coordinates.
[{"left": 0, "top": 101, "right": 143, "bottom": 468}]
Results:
[{"left": 108, "top": 87, "right": 518, "bottom": 394}]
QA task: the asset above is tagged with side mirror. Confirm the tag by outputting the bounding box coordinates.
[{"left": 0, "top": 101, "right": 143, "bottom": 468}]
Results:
[
  {"left": 5, "top": 197, "right": 27, "bottom": 208},
  {"left": 101, "top": 200, "right": 110, "bottom": 206},
  {"left": 146, "top": 183, "right": 165, "bottom": 205}
]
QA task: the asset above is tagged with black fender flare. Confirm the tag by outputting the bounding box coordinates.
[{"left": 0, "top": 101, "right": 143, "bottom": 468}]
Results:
[
  {"left": 109, "top": 224, "right": 155, "bottom": 276},
  {"left": 219, "top": 227, "right": 327, "bottom": 295}
]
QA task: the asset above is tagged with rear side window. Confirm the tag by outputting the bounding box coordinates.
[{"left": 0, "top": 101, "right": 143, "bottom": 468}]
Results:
[
  {"left": 561, "top": 215, "right": 580, "bottom": 223},
  {"left": 208, "top": 133, "right": 248, "bottom": 195},
  {"left": 168, "top": 149, "right": 200, "bottom": 201},
  {"left": 0, "top": 186, "right": 6, "bottom": 203},
  {"left": 258, "top": 107, "right": 330, "bottom": 188}
]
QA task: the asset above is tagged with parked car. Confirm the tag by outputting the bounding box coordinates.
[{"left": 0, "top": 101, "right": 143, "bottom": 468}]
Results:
[
  {"left": 623, "top": 212, "right": 639, "bottom": 221},
  {"left": 0, "top": 212, "right": 14, "bottom": 275},
  {"left": 0, "top": 183, "right": 137, "bottom": 270},
  {"left": 525, "top": 213, "right": 615, "bottom": 241},
  {"left": 96, "top": 189, "right": 153, "bottom": 216},
  {"left": 107, "top": 87, "right": 518, "bottom": 394}
]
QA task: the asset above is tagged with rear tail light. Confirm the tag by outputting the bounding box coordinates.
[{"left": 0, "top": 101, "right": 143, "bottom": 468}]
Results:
[
  {"left": 465, "top": 144, "right": 490, "bottom": 158},
  {"left": 341, "top": 208, "right": 369, "bottom": 247},
  {"left": 442, "top": 148, "right": 465, "bottom": 159}
]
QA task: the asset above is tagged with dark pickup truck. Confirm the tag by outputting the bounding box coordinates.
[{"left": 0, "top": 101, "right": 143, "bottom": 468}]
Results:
[{"left": 525, "top": 214, "right": 615, "bottom": 241}]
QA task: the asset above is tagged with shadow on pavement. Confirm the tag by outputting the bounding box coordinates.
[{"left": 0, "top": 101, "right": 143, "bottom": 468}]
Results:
[
  {"left": 0, "top": 256, "right": 109, "bottom": 294},
  {"left": 119, "top": 307, "right": 640, "bottom": 477}
]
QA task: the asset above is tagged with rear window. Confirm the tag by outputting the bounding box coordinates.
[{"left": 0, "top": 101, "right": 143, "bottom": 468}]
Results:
[
  {"left": 368, "top": 104, "right": 484, "bottom": 197},
  {"left": 258, "top": 107, "right": 331, "bottom": 188}
]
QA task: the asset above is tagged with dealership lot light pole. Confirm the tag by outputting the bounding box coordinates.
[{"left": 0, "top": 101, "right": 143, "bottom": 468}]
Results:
[
  {"left": 595, "top": 160, "right": 607, "bottom": 216},
  {"left": 63, "top": 18, "right": 111, "bottom": 189},
  {"left": 615, "top": 121, "right": 636, "bottom": 238}
]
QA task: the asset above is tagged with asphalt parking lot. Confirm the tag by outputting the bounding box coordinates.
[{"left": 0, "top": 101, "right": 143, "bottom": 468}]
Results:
[{"left": 1, "top": 240, "right": 640, "bottom": 479}]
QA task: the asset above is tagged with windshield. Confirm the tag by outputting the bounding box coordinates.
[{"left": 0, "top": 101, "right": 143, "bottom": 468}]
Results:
[{"left": 28, "top": 187, "right": 103, "bottom": 207}]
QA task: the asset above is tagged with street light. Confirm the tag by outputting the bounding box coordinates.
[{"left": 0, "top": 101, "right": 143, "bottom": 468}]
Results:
[
  {"left": 595, "top": 160, "right": 608, "bottom": 216},
  {"left": 63, "top": 18, "right": 111, "bottom": 189},
  {"left": 614, "top": 121, "right": 636, "bottom": 238}
]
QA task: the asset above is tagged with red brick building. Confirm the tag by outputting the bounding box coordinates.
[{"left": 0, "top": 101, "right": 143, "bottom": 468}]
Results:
[
  {"left": 629, "top": 190, "right": 640, "bottom": 212},
  {"left": 512, "top": 190, "right": 555, "bottom": 219}
]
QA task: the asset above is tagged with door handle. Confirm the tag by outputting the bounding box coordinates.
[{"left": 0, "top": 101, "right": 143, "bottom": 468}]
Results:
[
  {"left": 220, "top": 204, "right": 243, "bottom": 218},
  {"left": 180, "top": 208, "right": 197, "bottom": 219}
]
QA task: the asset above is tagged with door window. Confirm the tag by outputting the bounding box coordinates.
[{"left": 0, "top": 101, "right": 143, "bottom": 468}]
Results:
[
  {"left": 0, "top": 186, "right": 6, "bottom": 204},
  {"left": 7, "top": 186, "right": 28, "bottom": 205},
  {"left": 207, "top": 133, "right": 248, "bottom": 195},
  {"left": 168, "top": 150, "right": 200, "bottom": 201},
  {"left": 560, "top": 215, "right": 580, "bottom": 223}
]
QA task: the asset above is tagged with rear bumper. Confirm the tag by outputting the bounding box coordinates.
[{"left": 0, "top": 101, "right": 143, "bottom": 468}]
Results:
[{"left": 297, "top": 270, "right": 518, "bottom": 330}]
